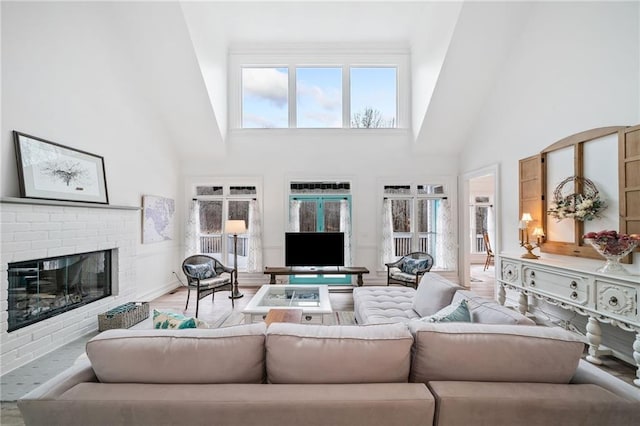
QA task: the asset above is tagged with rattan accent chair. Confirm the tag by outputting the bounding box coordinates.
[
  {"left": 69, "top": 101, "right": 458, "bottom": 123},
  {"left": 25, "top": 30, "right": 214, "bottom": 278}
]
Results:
[
  {"left": 385, "top": 252, "right": 434, "bottom": 289},
  {"left": 182, "top": 254, "right": 235, "bottom": 317}
]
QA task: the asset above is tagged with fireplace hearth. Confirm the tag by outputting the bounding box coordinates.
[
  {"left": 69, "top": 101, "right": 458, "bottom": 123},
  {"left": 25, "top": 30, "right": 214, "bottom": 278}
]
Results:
[{"left": 7, "top": 250, "right": 112, "bottom": 332}]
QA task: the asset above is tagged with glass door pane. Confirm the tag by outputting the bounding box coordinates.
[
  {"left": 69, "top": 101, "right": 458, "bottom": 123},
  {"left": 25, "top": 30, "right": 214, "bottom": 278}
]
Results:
[
  {"left": 199, "top": 200, "right": 223, "bottom": 261},
  {"left": 323, "top": 200, "right": 341, "bottom": 232},
  {"left": 417, "top": 199, "right": 439, "bottom": 256},
  {"left": 298, "top": 200, "right": 318, "bottom": 232},
  {"left": 391, "top": 198, "right": 412, "bottom": 256}
]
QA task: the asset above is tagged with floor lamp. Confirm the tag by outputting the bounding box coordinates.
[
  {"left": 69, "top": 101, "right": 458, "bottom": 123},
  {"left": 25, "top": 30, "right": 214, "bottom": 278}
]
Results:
[{"left": 225, "top": 219, "right": 246, "bottom": 299}]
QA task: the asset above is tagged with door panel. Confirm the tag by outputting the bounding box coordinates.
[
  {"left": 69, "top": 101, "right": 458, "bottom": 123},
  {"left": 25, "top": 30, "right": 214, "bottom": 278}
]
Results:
[{"left": 289, "top": 196, "right": 351, "bottom": 285}]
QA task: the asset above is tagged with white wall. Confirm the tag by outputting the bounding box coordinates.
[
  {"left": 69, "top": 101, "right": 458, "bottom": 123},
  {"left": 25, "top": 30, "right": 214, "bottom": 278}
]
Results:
[
  {"left": 185, "top": 130, "right": 459, "bottom": 278},
  {"left": 459, "top": 1, "right": 640, "bottom": 273},
  {"left": 1, "top": 2, "right": 183, "bottom": 300}
]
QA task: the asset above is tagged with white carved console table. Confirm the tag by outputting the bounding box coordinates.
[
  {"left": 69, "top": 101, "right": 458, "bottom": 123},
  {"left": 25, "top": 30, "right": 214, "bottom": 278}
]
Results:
[{"left": 497, "top": 254, "right": 640, "bottom": 387}]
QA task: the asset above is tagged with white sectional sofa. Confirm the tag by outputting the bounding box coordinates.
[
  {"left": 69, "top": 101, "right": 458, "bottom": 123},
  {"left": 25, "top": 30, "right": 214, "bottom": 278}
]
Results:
[
  {"left": 18, "top": 272, "right": 640, "bottom": 425},
  {"left": 18, "top": 320, "right": 640, "bottom": 426}
]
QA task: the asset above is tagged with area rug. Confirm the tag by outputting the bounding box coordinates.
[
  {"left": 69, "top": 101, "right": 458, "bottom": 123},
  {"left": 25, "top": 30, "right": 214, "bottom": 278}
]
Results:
[{"left": 213, "top": 310, "right": 356, "bottom": 328}]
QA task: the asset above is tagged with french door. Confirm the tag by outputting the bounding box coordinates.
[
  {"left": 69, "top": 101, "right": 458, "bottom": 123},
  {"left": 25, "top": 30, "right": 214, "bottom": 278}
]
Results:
[{"left": 289, "top": 195, "right": 351, "bottom": 285}]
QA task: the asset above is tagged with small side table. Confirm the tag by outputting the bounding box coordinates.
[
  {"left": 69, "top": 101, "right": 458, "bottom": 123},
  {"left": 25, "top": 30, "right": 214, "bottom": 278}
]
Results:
[{"left": 264, "top": 308, "right": 303, "bottom": 326}]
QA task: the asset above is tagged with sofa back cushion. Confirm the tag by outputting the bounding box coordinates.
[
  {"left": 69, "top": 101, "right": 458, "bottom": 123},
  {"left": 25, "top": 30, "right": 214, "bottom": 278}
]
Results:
[
  {"left": 86, "top": 323, "right": 266, "bottom": 384},
  {"left": 266, "top": 323, "right": 413, "bottom": 384},
  {"left": 409, "top": 323, "right": 583, "bottom": 384},
  {"left": 412, "top": 273, "right": 464, "bottom": 317},
  {"left": 451, "top": 290, "right": 536, "bottom": 325}
]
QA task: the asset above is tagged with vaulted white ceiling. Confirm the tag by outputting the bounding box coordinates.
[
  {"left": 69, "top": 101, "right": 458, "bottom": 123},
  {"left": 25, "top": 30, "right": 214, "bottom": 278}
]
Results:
[{"left": 107, "top": 1, "right": 531, "bottom": 160}]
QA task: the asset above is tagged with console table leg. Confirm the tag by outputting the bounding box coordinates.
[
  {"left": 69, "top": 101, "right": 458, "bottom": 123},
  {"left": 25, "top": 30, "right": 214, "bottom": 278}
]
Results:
[
  {"left": 357, "top": 274, "right": 364, "bottom": 287},
  {"left": 517, "top": 291, "right": 528, "bottom": 315},
  {"left": 586, "top": 316, "right": 603, "bottom": 365},
  {"left": 269, "top": 274, "right": 276, "bottom": 284},
  {"left": 498, "top": 284, "right": 506, "bottom": 306},
  {"left": 633, "top": 332, "right": 640, "bottom": 387}
]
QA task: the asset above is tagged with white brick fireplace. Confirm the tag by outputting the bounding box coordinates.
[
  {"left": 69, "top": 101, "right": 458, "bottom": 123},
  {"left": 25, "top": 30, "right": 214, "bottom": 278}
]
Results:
[{"left": 0, "top": 199, "right": 139, "bottom": 374}]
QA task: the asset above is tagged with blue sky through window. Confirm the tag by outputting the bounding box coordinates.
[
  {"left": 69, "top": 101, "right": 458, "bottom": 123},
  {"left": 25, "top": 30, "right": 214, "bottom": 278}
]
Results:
[
  {"left": 241, "top": 66, "right": 397, "bottom": 128},
  {"left": 350, "top": 67, "right": 397, "bottom": 128},
  {"left": 297, "top": 67, "right": 342, "bottom": 128},
  {"left": 242, "top": 67, "right": 289, "bottom": 128}
]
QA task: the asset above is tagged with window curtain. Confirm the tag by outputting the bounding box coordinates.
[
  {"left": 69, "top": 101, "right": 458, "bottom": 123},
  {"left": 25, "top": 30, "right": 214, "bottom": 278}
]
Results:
[
  {"left": 289, "top": 200, "right": 301, "bottom": 232},
  {"left": 487, "top": 204, "right": 495, "bottom": 255},
  {"left": 246, "top": 199, "right": 263, "bottom": 273},
  {"left": 381, "top": 198, "right": 394, "bottom": 266},
  {"left": 339, "top": 199, "right": 352, "bottom": 266},
  {"left": 435, "top": 199, "right": 456, "bottom": 270},
  {"left": 184, "top": 199, "right": 201, "bottom": 258}
]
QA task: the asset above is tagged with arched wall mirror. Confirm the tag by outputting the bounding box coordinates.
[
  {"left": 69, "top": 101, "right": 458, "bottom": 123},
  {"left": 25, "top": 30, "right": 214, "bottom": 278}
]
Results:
[{"left": 519, "top": 125, "right": 640, "bottom": 261}]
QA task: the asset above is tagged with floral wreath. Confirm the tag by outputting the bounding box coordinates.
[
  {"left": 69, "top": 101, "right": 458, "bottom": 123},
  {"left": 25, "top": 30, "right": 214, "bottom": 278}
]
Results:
[{"left": 546, "top": 176, "right": 606, "bottom": 222}]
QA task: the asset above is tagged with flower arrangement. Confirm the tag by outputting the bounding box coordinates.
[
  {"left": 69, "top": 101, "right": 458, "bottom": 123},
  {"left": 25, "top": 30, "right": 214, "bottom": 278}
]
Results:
[
  {"left": 547, "top": 176, "right": 605, "bottom": 222},
  {"left": 583, "top": 230, "right": 640, "bottom": 256}
]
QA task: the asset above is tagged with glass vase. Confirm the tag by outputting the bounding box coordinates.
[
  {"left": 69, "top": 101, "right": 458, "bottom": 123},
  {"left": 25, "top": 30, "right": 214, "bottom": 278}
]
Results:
[{"left": 585, "top": 239, "right": 638, "bottom": 275}]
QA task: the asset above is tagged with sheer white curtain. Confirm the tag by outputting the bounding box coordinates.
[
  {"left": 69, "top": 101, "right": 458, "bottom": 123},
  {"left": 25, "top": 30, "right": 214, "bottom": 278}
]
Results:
[
  {"left": 184, "top": 199, "right": 200, "bottom": 258},
  {"left": 487, "top": 204, "right": 495, "bottom": 254},
  {"left": 246, "top": 199, "right": 263, "bottom": 273},
  {"left": 435, "top": 199, "right": 456, "bottom": 270},
  {"left": 289, "top": 200, "right": 300, "bottom": 232},
  {"left": 381, "top": 198, "right": 394, "bottom": 266},
  {"left": 339, "top": 199, "right": 352, "bottom": 266}
]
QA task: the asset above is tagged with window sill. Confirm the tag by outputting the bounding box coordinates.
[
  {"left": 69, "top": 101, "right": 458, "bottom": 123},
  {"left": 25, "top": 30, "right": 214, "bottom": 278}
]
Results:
[{"left": 229, "top": 127, "right": 410, "bottom": 138}]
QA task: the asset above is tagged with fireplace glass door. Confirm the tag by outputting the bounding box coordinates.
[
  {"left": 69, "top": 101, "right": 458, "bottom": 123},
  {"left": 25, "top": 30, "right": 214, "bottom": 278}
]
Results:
[{"left": 7, "top": 250, "right": 112, "bottom": 332}]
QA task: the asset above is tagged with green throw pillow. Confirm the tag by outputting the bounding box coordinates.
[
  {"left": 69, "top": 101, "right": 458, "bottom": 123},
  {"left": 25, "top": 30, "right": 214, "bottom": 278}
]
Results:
[
  {"left": 419, "top": 300, "right": 471, "bottom": 323},
  {"left": 152, "top": 310, "right": 208, "bottom": 329}
]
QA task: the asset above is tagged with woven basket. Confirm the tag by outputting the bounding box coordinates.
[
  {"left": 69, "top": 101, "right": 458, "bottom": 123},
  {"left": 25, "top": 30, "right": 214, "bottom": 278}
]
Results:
[{"left": 98, "top": 302, "right": 149, "bottom": 331}]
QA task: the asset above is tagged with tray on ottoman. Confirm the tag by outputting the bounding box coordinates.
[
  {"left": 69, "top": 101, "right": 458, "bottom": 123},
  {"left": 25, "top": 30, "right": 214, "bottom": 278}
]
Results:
[{"left": 98, "top": 302, "right": 149, "bottom": 331}]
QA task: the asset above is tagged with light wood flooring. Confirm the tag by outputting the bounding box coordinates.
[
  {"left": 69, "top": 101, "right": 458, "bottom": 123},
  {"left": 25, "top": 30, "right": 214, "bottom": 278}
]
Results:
[{"left": 152, "top": 285, "right": 354, "bottom": 326}]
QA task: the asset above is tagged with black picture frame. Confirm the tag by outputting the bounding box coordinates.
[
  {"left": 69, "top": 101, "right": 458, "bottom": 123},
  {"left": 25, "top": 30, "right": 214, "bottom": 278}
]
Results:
[{"left": 13, "top": 131, "right": 109, "bottom": 204}]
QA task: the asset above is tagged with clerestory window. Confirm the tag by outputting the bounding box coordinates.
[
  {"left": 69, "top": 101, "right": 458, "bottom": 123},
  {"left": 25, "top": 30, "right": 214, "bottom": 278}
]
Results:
[{"left": 231, "top": 47, "right": 408, "bottom": 130}]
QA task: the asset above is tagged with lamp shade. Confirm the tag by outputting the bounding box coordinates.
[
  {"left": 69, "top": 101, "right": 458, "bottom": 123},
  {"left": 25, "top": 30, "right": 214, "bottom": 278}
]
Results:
[
  {"left": 225, "top": 219, "right": 246, "bottom": 234},
  {"left": 521, "top": 213, "right": 533, "bottom": 222},
  {"left": 532, "top": 227, "right": 545, "bottom": 238}
]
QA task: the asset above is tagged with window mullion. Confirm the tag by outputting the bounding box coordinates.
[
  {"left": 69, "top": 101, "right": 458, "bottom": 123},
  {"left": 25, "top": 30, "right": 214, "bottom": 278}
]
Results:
[
  {"left": 343, "top": 65, "right": 350, "bottom": 128},
  {"left": 290, "top": 65, "right": 296, "bottom": 128}
]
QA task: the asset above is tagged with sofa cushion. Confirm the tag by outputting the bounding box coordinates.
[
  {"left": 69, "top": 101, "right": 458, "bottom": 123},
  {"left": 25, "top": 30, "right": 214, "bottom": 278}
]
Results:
[
  {"left": 401, "top": 258, "right": 428, "bottom": 274},
  {"left": 266, "top": 322, "right": 413, "bottom": 384},
  {"left": 86, "top": 323, "right": 266, "bottom": 384},
  {"left": 409, "top": 323, "right": 584, "bottom": 384},
  {"left": 451, "top": 290, "right": 535, "bottom": 325},
  {"left": 353, "top": 286, "right": 419, "bottom": 324},
  {"left": 411, "top": 273, "right": 463, "bottom": 317},
  {"left": 21, "top": 383, "right": 435, "bottom": 426},
  {"left": 428, "top": 381, "right": 640, "bottom": 426},
  {"left": 184, "top": 261, "right": 216, "bottom": 279}
]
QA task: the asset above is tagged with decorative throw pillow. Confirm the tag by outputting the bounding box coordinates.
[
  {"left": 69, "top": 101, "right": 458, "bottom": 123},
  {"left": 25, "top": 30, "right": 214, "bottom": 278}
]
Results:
[
  {"left": 419, "top": 300, "right": 471, "bottom": 323},
  {"left": 184, "top": 262, "right": 216, "bottom": 280},
  {"left": 401, "top": 258, "right": 428, "bottom": 274},
  {"left": 152, "top": 310, "right": 209, "bottom": 329}
]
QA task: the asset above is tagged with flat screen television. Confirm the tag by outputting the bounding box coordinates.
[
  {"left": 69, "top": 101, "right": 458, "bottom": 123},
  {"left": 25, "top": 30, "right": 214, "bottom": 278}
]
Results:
[{"left": 285, "top": 232, "right": 345, "bottom": 267}]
